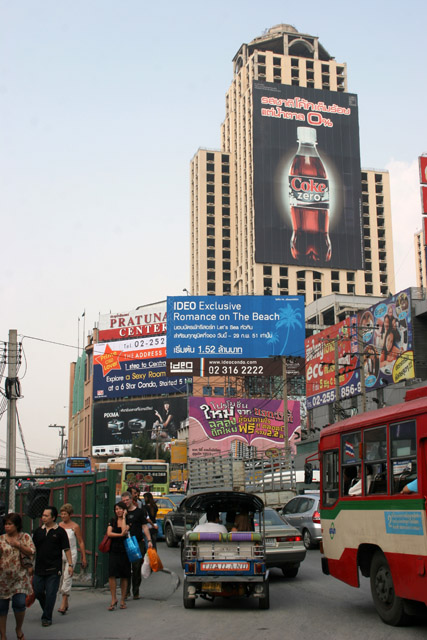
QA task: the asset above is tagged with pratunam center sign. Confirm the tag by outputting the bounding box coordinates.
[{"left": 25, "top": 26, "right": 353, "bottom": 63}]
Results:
[{"left": 98, "top": 301, "right": 167, "bottom": 341}]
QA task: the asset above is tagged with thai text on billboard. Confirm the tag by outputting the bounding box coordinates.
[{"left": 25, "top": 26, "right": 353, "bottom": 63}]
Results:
[
  {"left": 188, "top": 396, "right": 300, "bottom": 458},
  {"left": 305, "top": 318, "right": 359, "bottom": 410},
  {"left": 93, "top": 396, "right": 188, "bottom": 448},
  {"left": 253, "top": 82, "right": 362, "bottom": 269},
  {"left": 358, "top": 288, "right": 414, "bottom": 390},
  {"left": 98, "top": 301, "right": 166, "bottom": 342},
  {"left": 167, "top": 295, "right": 305, "bottom": 358}
]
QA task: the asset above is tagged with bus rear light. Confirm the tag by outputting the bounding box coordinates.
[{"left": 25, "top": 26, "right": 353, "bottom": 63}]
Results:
[
  {"left": 312, "top": 510, "right": 321, "bottom": 524},
  {"left": 254, "top": 563, "right": 264, "bottom": 574},
  {"left": 187, "top": 563, "right": 196, "bottom": 573}
]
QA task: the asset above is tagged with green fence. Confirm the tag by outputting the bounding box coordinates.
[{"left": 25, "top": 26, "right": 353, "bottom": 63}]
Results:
[{"left": 7, "top": 470, "right": 119, "bottom": 588}]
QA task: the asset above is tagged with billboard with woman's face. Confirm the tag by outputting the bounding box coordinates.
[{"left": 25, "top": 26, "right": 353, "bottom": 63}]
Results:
[{"left": 358, "top": 288, "right": 414, "bottom": 390}]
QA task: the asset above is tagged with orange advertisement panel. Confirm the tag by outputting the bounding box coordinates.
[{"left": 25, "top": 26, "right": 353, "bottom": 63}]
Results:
[{"left": 171, "top": 440, "right": 188, "bottom": 464}]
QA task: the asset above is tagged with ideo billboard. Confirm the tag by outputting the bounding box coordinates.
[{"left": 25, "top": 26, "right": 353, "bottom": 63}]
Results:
[
  {"left": 253, "top": 82, "right": 363, "bottom": 269},
  {"left": 167, "top": 295, "right": 305, "bottom": 358}
]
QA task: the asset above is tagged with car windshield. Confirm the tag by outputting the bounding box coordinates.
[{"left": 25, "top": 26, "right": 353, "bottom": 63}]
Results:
[{"left": 254, "top": 508, "right": 287, "bottom": 527}]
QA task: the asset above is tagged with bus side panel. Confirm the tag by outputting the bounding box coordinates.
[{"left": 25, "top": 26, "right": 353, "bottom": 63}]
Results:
[
  {"left": 387, "top": 552, "right": 427, "bottom": 605},
  {"left": 324, "top": 548, "right": 359, "bottom": 587}
]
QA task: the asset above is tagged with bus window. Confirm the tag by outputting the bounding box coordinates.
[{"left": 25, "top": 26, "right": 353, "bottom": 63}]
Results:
[
  {"left": 364, "top": 426, "right": 387, "bottom": 494},
  {"left": 341, "top": 432, "right": 361, "bottom": 496},
  {"left": 390, "top": 419, "right": 417, "bottom": 493},
  {"left": 322, "top": 450, "right": 338, "bottom": 506}
]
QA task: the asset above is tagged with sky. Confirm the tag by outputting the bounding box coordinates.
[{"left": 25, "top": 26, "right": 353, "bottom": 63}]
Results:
[{"left": 1, "top": 0, "right": 426, "bottom": 472}]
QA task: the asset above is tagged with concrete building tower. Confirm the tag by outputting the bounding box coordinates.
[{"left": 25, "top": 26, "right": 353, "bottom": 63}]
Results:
[{"left": 190, "top": 24, "right": 395, "bottom": 303}]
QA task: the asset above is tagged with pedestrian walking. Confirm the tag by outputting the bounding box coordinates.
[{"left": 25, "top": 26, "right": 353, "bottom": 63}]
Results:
[
  {"left": 106, "top": 502, "right": 130, "bottom": 611},
  {"left": 0, "top": 512, "right": 35, "bottom": 640},
  {"left": 120, "top": 492, "right": 152, "bottom": 600},
  {"left": 143, "top": 492, "right": 159, "bottom": 549},
  {"left": 32, "top": 506, "right": 73, "bottom": 627},
  {"left": 57, "top": 503, "right": 87, "bottom": 614}
]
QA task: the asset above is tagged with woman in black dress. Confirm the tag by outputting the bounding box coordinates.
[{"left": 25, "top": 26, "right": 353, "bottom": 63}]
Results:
[
  {"left": 143, "top": 492, "right": 159, "bottom": 549},
  {"left": 107, "top": 501, "right": 130, "bottom": 610}
]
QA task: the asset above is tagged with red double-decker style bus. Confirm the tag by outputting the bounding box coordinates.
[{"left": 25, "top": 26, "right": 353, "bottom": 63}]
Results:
[{"left": 319, "top": 386, "right": 427, "bottom": 626}]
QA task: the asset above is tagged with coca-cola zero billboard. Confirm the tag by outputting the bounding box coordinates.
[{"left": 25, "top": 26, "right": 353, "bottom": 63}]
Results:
[{"left": 253, "top": 82, "right": 363, "bottom": 269}]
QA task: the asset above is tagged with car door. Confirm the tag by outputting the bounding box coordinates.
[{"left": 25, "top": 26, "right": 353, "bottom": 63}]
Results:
[
  {"left": 282, "top": 497, "right": 302, "bottom": 528},
  {"left": 298, "top": 498, "right": 315, "bottom": 531}
]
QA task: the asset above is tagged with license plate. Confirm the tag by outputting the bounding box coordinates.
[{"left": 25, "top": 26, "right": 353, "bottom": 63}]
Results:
[
  {"left": 202, "top": 582, "right": 222, "bottom": 592},
  {"left": 265, "top": 539, "right": 276, "bottom": 547}
]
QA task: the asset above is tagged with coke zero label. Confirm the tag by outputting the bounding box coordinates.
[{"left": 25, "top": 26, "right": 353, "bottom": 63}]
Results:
[{"left": 289, "top": 176, "right": 329, "bottom": 208}]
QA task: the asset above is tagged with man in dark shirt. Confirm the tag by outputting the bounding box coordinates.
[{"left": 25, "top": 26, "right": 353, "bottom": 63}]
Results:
[
  {"left": 121, "top": 491, "right": 152, "bottom": 599},
  {"left": 33, "top": 505, "right": 73, "bottom": 627}
]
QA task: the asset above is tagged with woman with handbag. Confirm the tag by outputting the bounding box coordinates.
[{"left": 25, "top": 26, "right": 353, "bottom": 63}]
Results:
[
  {"left": 0, "top": 512, "right": 35, "bottom": 640},
  {"left": 106, "top": 502, "right": 130, "bottom": 611},
  {"left": 57, "top": 503, "right": 87, "bottom": 615}
]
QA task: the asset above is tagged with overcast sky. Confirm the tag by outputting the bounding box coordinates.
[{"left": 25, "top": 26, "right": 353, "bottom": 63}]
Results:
[{"left": 1, "top": 0, "right": 426, "bottom": 472}]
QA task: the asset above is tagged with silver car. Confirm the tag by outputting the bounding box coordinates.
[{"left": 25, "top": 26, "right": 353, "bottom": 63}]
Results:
[
  {"left": 255, "top": 507, "right": 306, "bottom": 577},
  {"left": 281, "top": 493, "right": 321, "bottom": 550}
]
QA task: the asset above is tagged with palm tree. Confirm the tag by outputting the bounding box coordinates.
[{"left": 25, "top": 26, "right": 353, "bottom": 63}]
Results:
[{"left": 275, "top": 304, "right": 303, "bottom": 354}]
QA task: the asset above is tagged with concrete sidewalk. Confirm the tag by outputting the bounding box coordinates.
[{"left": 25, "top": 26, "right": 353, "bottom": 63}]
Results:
[{"left": 18, "top": 569, "right": 180, "bottom": 640}]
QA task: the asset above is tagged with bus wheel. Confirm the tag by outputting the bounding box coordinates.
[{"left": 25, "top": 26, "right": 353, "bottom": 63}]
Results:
[{"left": 370, "top": 551, "right": 408, "bottom": 626}]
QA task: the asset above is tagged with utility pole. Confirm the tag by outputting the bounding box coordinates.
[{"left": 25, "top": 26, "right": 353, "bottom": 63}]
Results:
[
  {"left": 282, "top": 356, "right": 290, "bottom": 464},
  {"left": 49, "top": 424, "right": 67, "bottom": 458},
  {"left": 334, "top": 337, "right": 341, "bottom": 422},
  {"left": 357, "top": 328, "right": 367, "bottom": 414},
  {"left": 6, "top": 330, "right": 18, "bottom": 511}
]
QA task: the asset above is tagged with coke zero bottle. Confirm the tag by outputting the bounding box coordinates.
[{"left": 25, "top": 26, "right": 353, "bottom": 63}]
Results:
[{"left": 289, "top": 127, "right": 331, "bottom": 262}]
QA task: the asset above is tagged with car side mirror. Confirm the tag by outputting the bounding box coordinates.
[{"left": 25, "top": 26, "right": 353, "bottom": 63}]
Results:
[{"left": 304, "top": 462, "right": 313, "bottom": 484}]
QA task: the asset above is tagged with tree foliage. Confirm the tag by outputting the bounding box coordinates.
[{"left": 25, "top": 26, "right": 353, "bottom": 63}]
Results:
[{"left": 125, "top": 432, "right": 170, "bottom": 462}]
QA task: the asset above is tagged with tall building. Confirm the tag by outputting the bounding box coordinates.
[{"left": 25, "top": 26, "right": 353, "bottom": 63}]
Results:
[{"left": 190, "top": 24, "right": 395, "bottom": 303}]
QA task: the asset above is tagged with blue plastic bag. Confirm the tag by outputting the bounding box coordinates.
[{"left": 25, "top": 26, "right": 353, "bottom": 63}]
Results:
[{"left": 124, "top": 535, "right": 142, "bottom": 563}]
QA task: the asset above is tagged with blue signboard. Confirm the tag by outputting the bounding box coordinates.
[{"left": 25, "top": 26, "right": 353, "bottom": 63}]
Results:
[
  {"left": 166, "top": 296, "right": 305, "bottom": 359},
  {"left": 93, "top": 357, "right": 191, "bottom": 400}
]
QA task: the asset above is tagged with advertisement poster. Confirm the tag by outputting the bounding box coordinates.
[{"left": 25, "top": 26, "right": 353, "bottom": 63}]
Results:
[
  {"left": 93, "top": 355, "right": 191, "bottom": 400},
  {"left": 305, "top": 318, "right": 360, "bottom": 410},
  {"left": 358, "top": 289, "right": 414, "bottom": 390},
  {"left": 98, "top": 302, "right": 166, "bottom": 342},
  {"left": 93, "top": 397, "right": 188, "bottom": 449},
  {"left": 188, "top": 396, "right": 300, "bottom": 458},
  {"left": 253, "top": 82, "right": 362, "bottom": 269},
  {"left": 167, "top": 295, "right": 305, "bottom": 359},
  {"left": 94, "top": 337, "right": 166, "bottom": 378}
]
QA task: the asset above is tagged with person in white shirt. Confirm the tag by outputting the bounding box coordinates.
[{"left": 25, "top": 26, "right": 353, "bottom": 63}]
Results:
[
  {"left": 193, "top": 510, "right": 228, "bottom": 534},
  {"left": 348, "top": 465, "right": 373, "bottom": 496}
]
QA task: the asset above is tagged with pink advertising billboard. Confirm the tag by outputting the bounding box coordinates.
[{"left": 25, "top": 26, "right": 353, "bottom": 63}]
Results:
[{"left": 188, "top": 396, "right": 300, "bottom": 458}]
